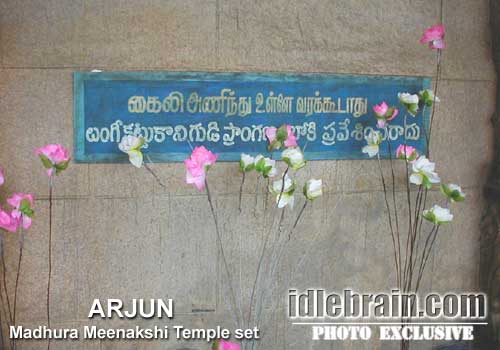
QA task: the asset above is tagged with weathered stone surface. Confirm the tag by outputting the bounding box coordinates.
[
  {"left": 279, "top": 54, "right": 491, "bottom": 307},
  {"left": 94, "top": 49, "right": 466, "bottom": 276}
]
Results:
[
  {"left": 217, "top": 0, "right": 440, "bottom": 76},
  {"left": 430, "top": 190, "right": 483, "bottom": 293},
  {"left": 3, "top": 197, "right": 217, "bottom": 329},
  {"left": 0, "top": 69, "right": 89, "bottom": 199},
  {"left": 441, "top": 0, "right": 495, "bottom": 81},
  {"left": 0, "top": 1, "right": 495, "bottom": 349},
  {"left": 430, "top": 80, "right": 495, "bottom": 189},
  {"left": 89, "top": 164, "right": 156, "bottom": 199},
  {"left": 159, "top": 195, "right": 217, "bottom": 313},
  {"left": 0, "top": 0, "right": 217, "bottom": 69}
]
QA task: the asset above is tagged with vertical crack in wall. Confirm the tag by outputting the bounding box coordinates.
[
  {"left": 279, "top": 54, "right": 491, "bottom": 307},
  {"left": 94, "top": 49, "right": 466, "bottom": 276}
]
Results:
[{"left": 478, "top": 1, "right": 500, "bottom": 349}]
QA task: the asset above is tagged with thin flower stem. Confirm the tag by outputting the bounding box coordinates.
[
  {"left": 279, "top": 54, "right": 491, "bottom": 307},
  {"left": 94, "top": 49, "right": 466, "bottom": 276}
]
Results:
[
  {"left": 13, "top": 230, "right": 24, "bottom": 350},
  {"left": 277, "top": 205, "right": 286, "bottom": 233},
  {"left": 264, "top": 154, "right": 274, "bottom": 212},
  {"left": 204, "top": 180, "right": 243, "bottom": 329},
  {"left": 427, "top": 49, "right": 442, "bottom": 157},
  {"left": 253, "top": 201, "right": 310, "bottom": 344},
  {"left": 408, "top": 187, "right": 427, "bottom": 292},
  {"left": 144, "top": 155, "right": 167, "bottom": 189},
  {"left": 276, "top": 166, "right": 289, "bottom": 208},
  {"left": 421, "top": 105, "right": 430, "bottom": 151},
  {"left": 0, "top": 290, "right": 9, "bottom": 350},
  {"left": 271, "top": 202, "right": 308, "bottom": 287},
  {"left": 238, "top": 172, "right": 245, "bottom": 213},
  {"left": 247, "top": 209, "right": 278, "bottom": 330},
  {"left": 253, "top": 176, "right": 260, "bottom": 217},
  {"left": 406, "top": 186, "right": 423, "bottom": 286},
  {"left": 253, "top": 210, "right": 286, "bottom": 328},
  {"left": 403, "top": 185, "right": 419, "bottom": 289},
  {"left": 415, "top": 226, "right": 440, "bottom": 292},
  {"left": 254, "top": 211, "right": 291, "bottom": 338},
  {"left": 250, "top": 209, "right": 288, "bottom": 348},
  {"left": 264, "top": 178, "right": 270, "bottom": 212},
  {"left": 0, "top": 303, "right": 3, "bottom": 350},
  {"left": 411, "top": 189, "right": 429, "bottom": 275},
  {"left": 1, "top": 237, "right": 13, "bottom": 326},
  {"left": 289, "top": 199, "right": 340, "bottom": 281},
  {"left": 268, "top": 210, "right": 286, "bottom": 280},
  {"left": 47, "top": 179, "right": 53, "bottom": 350},
  {"left": 290, "top": 201, "right": 308, "bottom": 239},
  {"left": 402, "top": 115, "right": 412, "bottom": 289},
  {"left": 385, "top": 133, "right": 402, "bottom": 289},
  {"left": 13, "top": 230, "right": 23, "bottom": 326},
  {"left": 0, "top": 236, "right": 11, "bottom": 350},
  {"left": 415, "top": 226, "right": 436, "bottom": 283},
  {"left": 377, "top": 153, "right": 399, "bottom": 287},
  {"left": 403, "top": 51, "right": 442, "bottom": 294}
]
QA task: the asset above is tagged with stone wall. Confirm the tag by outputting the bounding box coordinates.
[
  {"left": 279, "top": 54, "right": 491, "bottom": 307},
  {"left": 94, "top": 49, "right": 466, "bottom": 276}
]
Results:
[{"left": 0, "top": 1, "right": 496, "bottom": 349}]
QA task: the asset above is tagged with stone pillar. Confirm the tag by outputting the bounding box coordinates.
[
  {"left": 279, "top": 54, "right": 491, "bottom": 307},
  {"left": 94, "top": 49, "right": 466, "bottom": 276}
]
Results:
[{"left": 477, "top": 1, "right": 500, "bottom": 348}]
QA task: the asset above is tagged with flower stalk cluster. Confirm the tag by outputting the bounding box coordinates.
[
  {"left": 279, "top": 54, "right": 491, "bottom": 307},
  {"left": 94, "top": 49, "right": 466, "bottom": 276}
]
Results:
[
  {"left": 176, "top": 124, "right": 323, "bottom": 350},
  {"left": 361, "top": 24, "right": 462, "bottom": 350},
  {"left": 34, "top": 144, "right": 70, "bottom": 350}
]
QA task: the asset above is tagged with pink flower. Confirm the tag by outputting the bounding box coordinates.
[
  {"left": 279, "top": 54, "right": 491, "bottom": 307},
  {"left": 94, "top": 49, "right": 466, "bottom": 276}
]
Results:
[
  {"left": 265, "top": 127, "right": 277, "bottom": 144},
  {"left": 283, "top": 125, "right": 298, "bottom": 147},
  {"left": 184, "top": 146, "right": 218, "bottom": 191},
  {"left": 373, "top": 101, "right": 399, "bottom": 128},
  {"left": 377, "top": 119, "right": 387, "bottom": 128},
  {"left": 396, "top": 144, "right": 419, "bottom": 162},
  {"left": 0, "top": 209, "right": 18, "bottom": 233},
  {"left": 265, "top": 124, "right": 298, "bottom": 150},
  {"left": 373, "top": 101, "right": 389, "bottom": 118},
  {"left": 34, "top": 144, "right": 71, "bottom": 177},
  {"left": 7, "top": 193, "right": 35, "bottom": 229},
  {"left": 0, "top": 167, "right": 4, "bottom": 186},
  {"left": 212, "top": 340, "right": 241, "bottom": 350},
  {"left": 420, "top": 25, "right": 445, "bottom": 50}
]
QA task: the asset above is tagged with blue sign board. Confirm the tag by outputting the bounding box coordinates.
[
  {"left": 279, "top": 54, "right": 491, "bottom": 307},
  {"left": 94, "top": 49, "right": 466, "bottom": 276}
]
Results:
[{"left": 73, "top": 71, "right": 430, "bottom": 162}]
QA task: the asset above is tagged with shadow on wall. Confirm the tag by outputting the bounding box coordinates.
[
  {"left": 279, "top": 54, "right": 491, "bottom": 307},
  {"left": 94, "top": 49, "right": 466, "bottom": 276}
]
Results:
[{"left": 477, "top": 0, "right": 500, "bottom": 350}]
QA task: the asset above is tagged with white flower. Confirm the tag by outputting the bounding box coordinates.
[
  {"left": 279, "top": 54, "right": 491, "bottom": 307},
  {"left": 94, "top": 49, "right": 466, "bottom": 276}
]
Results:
[
  {"left": 418, "top": 89, "right": 440, "bottom": 106},
  {"left": 254, "top": 155, "right": 277, "bottom": 178},
  {"left": 304, "top": 179, "right": 323, "bottom": 200},
  {"left": 423, "top": 205, "right": 453, "bottom": 225},
  {"left": 118, "top": 135, "right": 145, "bottom": 168},
  {"left": 441, "top": 183, "right": 466, "bottom": 202},
  {"left": 270, "top": 174, "right": 295, "bottom": 208},
  {"left": 398, "top": 92, "right": 420, "bottom": 116},
  {"left": 240, "top": 153, "right": 255, "bottom": 172},
  {"left": 409, "top": 156, "right": 440, "bottom": 188},
  {"left": 398, "top": 92, "right": 419, "bottom": 104},
  {"left": 282, "top": 147, "right": 306, "bottom": 170},
  {"left": 362, "top": 130, "right": 382, "bottom": 158}
]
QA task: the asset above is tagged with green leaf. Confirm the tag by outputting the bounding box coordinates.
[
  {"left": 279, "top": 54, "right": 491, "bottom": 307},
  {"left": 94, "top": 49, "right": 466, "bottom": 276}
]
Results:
[
  {"left": 55, "top": 160, "right": 70, "bottom": 171},
  {"left": 19, "top": 199, "right": 34, "bottom": 217},
  {"left": 268, "top": 139, "right": 282, "bottom": 152},
  {"left": 243, "top": 164, "right": 255, "bottom": 172},
  {"left": 262, "top": 165, "right": 272, "bottom": 178},
  {"left": 19, "top": 198, "right": 30, "bottom": 212},
  {"left": 276, "top": 125, "right": 288, "bottom": 142},
  {"left": 38, "top": 154, "right": 53, "bottom": 169},
  {"left": 423, "top": 212, "right": 436, "bottom": 224},
  {"left": 409, "top": 104, "right": 419, "bottom": 116},
  {"left": 255, "top": 158, "right": 266, "bottom": 172},
  {"left": 422, "top": 176, "right": 432, "bottom": 189}
]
